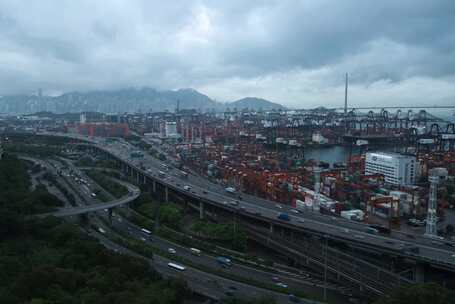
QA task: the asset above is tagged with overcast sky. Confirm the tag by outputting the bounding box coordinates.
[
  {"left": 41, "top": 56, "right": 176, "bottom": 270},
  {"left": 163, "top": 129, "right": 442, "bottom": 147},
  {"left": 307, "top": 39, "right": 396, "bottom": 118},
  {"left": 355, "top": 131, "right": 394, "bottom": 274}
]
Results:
[{"left": 0, "top": 0, "right": 454, "bottom": 108}]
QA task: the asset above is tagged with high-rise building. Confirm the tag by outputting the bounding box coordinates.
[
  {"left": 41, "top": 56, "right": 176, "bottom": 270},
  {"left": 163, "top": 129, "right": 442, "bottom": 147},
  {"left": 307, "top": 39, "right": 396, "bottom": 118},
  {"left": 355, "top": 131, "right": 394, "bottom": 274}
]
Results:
[{"left": 365, "top": 152, "right": 416, "bottom": 186}]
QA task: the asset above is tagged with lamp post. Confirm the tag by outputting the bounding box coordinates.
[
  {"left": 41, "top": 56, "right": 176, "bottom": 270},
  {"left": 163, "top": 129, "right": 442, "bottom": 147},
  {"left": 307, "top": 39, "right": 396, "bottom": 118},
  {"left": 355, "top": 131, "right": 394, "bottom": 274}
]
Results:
[{"left": 323, "top": 234, "right": 328, "bottom": 301}]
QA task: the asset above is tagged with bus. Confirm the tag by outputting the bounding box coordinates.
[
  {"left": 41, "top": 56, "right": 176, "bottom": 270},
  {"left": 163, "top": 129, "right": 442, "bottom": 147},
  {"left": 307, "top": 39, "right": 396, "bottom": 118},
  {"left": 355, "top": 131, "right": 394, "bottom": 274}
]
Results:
[
  {"left": 190, "top": 248, "right": 201, "bottom": 256},
  {"left": 141, "top": 228, "right": 152, "bottom": 235},
  {"left": 167, "top": 262, "right": 186, "bottom": 271}
]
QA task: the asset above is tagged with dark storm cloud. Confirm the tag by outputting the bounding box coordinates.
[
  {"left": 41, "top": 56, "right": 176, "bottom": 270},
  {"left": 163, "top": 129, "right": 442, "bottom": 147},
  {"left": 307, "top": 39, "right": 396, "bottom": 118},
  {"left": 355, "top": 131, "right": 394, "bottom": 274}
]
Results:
[{"left": 0, "top": 0, "right": 454, "bottom": 107}]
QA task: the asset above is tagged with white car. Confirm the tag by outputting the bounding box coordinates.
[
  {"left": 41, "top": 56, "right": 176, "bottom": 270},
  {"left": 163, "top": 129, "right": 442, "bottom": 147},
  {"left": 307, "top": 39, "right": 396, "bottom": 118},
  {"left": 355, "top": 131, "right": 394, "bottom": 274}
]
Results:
[
  {"left": 275, "top": 204, "right": 283, "bottom": 209},
  {"left": 290, "top": 209, "right": 300, "bottom": 214},
  {"left": 168, "top": 248, "right": 176, "bottom": 254},
  {"left": 275, "top": 282, "right": 288, "bottom": 288}
]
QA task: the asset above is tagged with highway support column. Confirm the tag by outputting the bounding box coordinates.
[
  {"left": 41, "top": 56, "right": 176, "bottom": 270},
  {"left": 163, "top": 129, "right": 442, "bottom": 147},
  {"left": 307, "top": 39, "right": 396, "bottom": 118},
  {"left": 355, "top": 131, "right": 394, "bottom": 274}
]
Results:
[
  {"left": 164, "top": 186, "right": 169, "bottom": 203},
  {"left": 108, "top": 208, "right": 113, "bottom": 223},
  {"left": 199, "top": 201, "right": 204, "bottom": 219},
  {"left": 152, "top": 180, "right": 156, "bottom": 193},
  {"left": 415, "top": 263, "right": 425, "bottom": 283}
]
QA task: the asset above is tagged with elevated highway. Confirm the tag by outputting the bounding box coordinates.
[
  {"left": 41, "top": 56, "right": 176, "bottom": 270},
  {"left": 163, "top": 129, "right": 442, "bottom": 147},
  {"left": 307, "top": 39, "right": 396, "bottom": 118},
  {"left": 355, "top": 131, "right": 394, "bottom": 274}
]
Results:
[{"left": 20, "top": 132, "right": 455, "bottom": 293}]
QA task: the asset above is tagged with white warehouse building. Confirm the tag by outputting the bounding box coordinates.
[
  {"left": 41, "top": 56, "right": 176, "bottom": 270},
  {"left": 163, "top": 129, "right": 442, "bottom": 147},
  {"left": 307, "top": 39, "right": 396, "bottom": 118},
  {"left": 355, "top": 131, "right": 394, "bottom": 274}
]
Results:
[{"left": 365, "top": 152, "right": 416, "bottom": 186}]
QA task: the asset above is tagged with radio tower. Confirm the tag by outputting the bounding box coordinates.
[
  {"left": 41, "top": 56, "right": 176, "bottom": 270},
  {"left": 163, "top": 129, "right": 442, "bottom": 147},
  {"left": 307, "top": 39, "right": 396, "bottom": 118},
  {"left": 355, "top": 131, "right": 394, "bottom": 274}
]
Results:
[
  {"left": 424, "top": 168, "right": 447, "bottom": 238},
  {"left": 344, "top": 73, "right": 348, "bottom": 131}
]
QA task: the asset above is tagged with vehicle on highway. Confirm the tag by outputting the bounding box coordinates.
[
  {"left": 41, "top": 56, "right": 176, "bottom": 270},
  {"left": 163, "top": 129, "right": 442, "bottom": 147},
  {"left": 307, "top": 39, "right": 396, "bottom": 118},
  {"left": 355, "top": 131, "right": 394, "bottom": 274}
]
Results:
[
  {"left": 297, "top": 218, "right": 305, "bottom": 223},
  {"left": 167, "top": 262, "right": 186, "bottom": 271},
  {"left": 228, "top": 200, "right": 239, "bottom": 206},
  {"left": 141, "top": 228, "right": 152, "bottom": 235},
  {"left": 365, "top": 227, "right": 378, "bottom": 235},
  {"left": 407, "top": 218, "right": 425, "bottom": 227},
  {"left": 368, "top": 224, "right": 391, "bottom": 234},
  {"left": 190, "top": 248, "right": 201, "bottom": 256},
  {"left": 202, "top": 190, "right": 208, "bottom": 194},
  {"left": 216, "top": 256, "right": 232, "bottom": 267},
  {"left": 181, "top": 171, "right": 188, "bottom": 178},
  {"left": 98, "top": 227, "right": 106, "bottom": 234},
  {"left": 91, "top": 192, "right": 97, "bottom": 197},
  {"left": 288, "top": 294, "right": 299, "bottom": 303},
  {"left": 290, "top": 209, "right": 300, "bottom": 214},
  {"left": 225, "top": 187, "right": 236, "bottom": 194},
  {"left": 275, "top": 204, "right": 283, "bottom": 209},
  {"left": 158, "top": 171, "right": 166, "bottom": 177},
  {"left": 277, "top": 212, "right": 290, "bottom": 221},
  {"left": 276, "top": 282, "right": 288, "bottom": 288},
  {"left": 272, "top": 276, "right": 280, "bottom": 282},
  {"left": 183, "top": 185, "right": 191, "bottom": 191},
  {"left": 168, "top": 248, "right": 176, "bottom": 254}
]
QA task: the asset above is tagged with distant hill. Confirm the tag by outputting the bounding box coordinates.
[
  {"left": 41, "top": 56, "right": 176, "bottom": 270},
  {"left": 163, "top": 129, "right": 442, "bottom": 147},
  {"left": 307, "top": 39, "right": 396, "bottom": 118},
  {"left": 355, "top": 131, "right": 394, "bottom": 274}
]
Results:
[
  {"left": 0, "top": 88, "right": 285, "bottom": 114},
  {"left": 227, "top": 97, "right": 286, "bottom": 111}
]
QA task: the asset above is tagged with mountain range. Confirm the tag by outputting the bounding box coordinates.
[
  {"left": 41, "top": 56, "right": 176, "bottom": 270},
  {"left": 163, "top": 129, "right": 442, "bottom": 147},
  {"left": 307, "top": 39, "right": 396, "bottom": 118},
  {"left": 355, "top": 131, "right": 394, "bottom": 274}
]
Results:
[{"left": 0, "top": 88, "right": 286, "bottom": 114}]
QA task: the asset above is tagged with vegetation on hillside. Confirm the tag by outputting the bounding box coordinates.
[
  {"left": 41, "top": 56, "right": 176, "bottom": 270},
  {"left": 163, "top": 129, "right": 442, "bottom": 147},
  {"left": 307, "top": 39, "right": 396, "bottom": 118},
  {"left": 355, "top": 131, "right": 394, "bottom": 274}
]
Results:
[
  {"left": 84, "top": 170, "right": 128, "bottom": 198},
  {"left": 0, "top": 154, "right": 191, "bottom": 304}
]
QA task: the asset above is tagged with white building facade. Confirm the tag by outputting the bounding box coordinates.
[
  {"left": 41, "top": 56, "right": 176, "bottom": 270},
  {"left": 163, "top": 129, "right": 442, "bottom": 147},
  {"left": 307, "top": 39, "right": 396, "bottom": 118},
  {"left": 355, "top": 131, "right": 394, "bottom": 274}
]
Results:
[{"left": 365, "top": 152, "right": 416, "bottom": 186}]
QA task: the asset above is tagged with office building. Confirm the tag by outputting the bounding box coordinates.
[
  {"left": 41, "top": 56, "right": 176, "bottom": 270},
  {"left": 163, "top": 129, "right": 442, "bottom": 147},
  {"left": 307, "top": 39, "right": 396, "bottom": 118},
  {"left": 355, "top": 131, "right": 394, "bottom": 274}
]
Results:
[{"left": 365, "top": 152, "right": 416, "bottom": 186}]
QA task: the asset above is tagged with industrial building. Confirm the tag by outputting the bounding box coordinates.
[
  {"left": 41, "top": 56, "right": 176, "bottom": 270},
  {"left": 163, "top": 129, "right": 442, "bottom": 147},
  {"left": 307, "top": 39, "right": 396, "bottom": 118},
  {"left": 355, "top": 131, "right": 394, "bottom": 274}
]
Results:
[{"left": 365, "top": 152, "right": 416, "bottom": 186}]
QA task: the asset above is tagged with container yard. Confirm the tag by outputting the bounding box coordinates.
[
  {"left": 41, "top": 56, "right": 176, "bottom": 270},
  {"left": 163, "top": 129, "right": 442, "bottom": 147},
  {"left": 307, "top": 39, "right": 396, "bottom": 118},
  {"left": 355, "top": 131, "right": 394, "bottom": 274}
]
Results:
[{"left": 124, "top": 108, "right": 455, "bottom": 235}]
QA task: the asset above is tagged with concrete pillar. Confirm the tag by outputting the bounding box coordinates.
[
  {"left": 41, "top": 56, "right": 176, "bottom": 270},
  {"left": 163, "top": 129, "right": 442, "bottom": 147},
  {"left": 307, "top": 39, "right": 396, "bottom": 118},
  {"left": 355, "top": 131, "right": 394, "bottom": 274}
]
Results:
[
  {"left": 270, "top": 223, "right": 274, "bottom": 234},
  {"left": 199, "top": 201, "right": 204, "bottom": 219},
  {"left": 108, "top": 208, "right": 113, "bottom": 223},
  {"left": 164, "top": 186, "right": 169, "bottom": 202},
  {"left": 415, "top": 263, "right": 425, "bottom": 283},
  {"left": 143, "top": 175, "right": 147, "bottom": 184},
  {"left": 153, "top": 180, "right": 156, "bottom": 193},
  {"left": 136, "top": 171, "right": 140, "bottom": 183}
]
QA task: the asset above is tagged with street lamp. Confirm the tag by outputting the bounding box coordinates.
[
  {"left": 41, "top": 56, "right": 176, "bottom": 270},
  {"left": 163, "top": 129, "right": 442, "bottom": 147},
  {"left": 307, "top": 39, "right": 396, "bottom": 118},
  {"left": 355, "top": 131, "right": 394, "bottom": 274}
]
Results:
[{"left": 323, "top": 234, "right": 328, "bottom": 301}]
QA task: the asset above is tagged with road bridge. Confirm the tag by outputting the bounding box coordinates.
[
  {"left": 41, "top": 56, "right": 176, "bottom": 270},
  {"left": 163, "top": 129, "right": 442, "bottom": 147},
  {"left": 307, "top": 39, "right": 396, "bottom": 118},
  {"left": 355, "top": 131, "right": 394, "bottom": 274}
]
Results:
[{"left": 14, "top": 132, "right": 455, "bottom": 293}]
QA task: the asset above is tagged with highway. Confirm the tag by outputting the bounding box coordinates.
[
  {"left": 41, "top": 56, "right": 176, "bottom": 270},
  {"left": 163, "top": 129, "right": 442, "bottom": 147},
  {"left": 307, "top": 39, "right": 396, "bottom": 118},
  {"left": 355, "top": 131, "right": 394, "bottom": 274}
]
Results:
[
  {"left": 19, "top": 153, "right": 344, "bottom": 303},
  {"left": 42, "top": 154, "right": 337, "bottom": 303},
  {"left": 37, "top": 132, "right": 455, "bottom": 269}
]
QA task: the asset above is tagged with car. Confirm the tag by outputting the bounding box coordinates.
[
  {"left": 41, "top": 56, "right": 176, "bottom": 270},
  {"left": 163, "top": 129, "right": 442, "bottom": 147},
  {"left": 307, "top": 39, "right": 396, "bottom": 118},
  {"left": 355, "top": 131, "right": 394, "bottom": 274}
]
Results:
[
  {"left": 272, "top": 276, "right": 280, "bottom": 282},
  {"left": 290, "top": 209, "right": 300, "bottom": 214},
  {"left": 276, "top": 282, "right": 288, "bottom": 288},
  {"left": 140, "top": 237, "right": 146, "bottom": 241},
  {"left": 202, "top": 190, "right": 208, "bottom": 194},
  {"left": 289, "top": 294, "right": 299, "bottom": 303},
  {"left": 297, "top": 218, "right": 305, "bottom": 223},
  {"left": 275, "top": 204, "right": 283, "bottom": 209},
  {"left": 168, "top": 248, "right": 176, "bottom": 254}
]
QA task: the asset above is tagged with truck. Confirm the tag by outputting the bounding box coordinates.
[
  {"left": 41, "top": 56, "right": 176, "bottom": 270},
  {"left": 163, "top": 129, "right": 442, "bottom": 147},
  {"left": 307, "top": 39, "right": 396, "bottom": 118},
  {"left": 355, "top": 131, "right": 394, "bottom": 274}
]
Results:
[
  {"left": 216, "top": 256, "right": 232, "bottom": 267},
  {"left": 277, "top": 213, "right": 290, "bottom": 221},
  {"left": 225, "top": 187, "right": 236, "bottom": 194}
]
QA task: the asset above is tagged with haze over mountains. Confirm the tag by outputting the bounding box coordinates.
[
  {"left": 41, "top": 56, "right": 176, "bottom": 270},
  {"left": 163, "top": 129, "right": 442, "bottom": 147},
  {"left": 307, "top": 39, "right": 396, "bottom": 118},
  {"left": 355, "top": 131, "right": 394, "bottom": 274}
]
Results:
[{"left": 0, "top": 88, "right": 286, "bottom": 114}]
